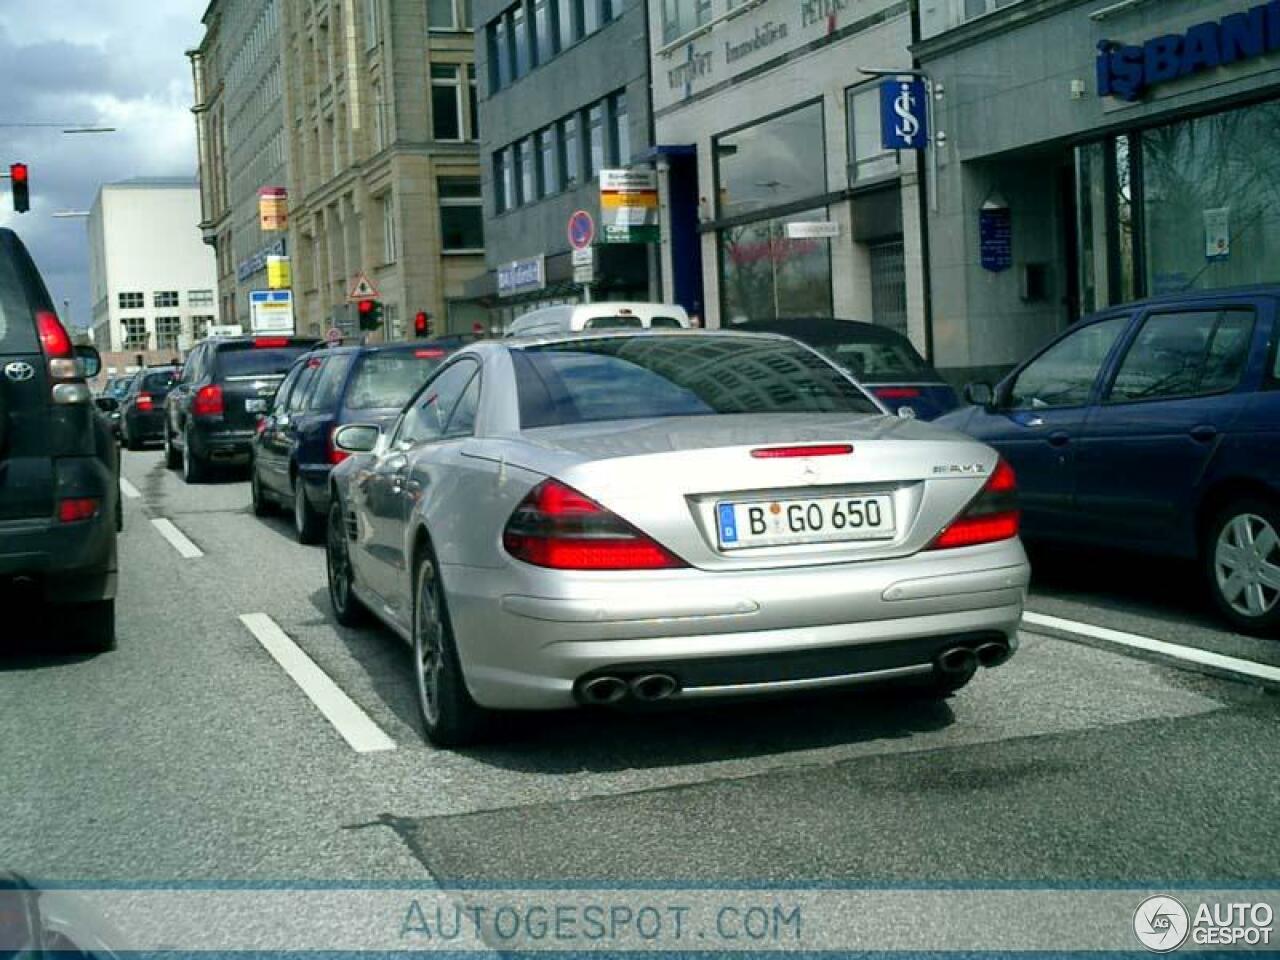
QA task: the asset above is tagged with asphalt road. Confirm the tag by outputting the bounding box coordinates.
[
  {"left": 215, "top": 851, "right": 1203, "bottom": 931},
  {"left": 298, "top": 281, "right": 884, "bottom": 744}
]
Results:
[{"left": 1, "top": 449, "right": 1276, "bottom": 891}]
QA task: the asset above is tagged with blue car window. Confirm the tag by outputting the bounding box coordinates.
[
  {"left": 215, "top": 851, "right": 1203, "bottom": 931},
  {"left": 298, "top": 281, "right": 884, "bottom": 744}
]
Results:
[
  {"left": 1007, "top": 315, "right": 1128, "bottom": 410},
  {"left": 309, "top": 353, "right": 354, "bottom": 411},
  {"left": 1108, "top": 309, "right": 1254, "bottom": 403}
]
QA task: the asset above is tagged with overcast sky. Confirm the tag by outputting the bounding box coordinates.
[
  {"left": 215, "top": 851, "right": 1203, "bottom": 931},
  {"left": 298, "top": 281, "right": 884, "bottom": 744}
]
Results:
[{"left": 0, "top": 0, "right": 207, "bottom": 328}]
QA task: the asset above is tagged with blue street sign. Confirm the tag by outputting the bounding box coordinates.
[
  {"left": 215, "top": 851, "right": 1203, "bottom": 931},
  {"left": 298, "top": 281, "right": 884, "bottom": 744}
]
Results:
[{"left": 880, "top": 78, "right": 928, "bottom": 151}]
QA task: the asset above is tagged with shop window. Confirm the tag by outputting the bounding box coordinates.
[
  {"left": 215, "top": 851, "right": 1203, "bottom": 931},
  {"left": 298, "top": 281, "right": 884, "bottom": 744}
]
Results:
[
  {"left": 846, "top": 84, "right": 898, "bottom": 183},
  {"left": 715, "top": 101, "right": 826, "bottom": 219},
  {"left": 719, "top": 209, "right": 834, "bottom": 325}
]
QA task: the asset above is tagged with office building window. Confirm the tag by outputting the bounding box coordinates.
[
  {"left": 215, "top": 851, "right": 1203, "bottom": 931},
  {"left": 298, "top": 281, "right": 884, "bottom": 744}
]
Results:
[
  {"left": 380, "top": 193, "right": 397, "bottom": 262},
  {"left": 156, "top": 316, "right": 182, "bottom": 350},
  {"left": 518, "top": 136, "right": 535, "bottom": 205},
  {"left": 372, "top": 80, "right": 386, "bottom": 149},
  {"left": 582, "top": 0, "right": 599, "bottom": 34},
  {"left": 364, "top": 0, "right": 379, "bottom": 47},
  {"left": 467, "top": 64, "right": 478, "bottom": 139},
  {"left": 586, "top": 103, "right": 605, "bottom": 179},
  {"left": 560, "top": 113, "right": 579, "bottom": 186},
  {"left": 191, "top": 316, "right": 213, "bottom": 342},
  {"left": 439, "top": 178, "right": 484, "bottom": 252},
  {"left": 538, "top": 126, "right": 557, "bottom": 196},
  {"left": 431, "top": 64, "right": 463, "bottom": 140},
  {"left": 511, "top": 5, "right": 530, "bottom": 78},
  {"left": 154, "top": 290, "right": 179, "bottom": 308},
  {"left": 556, "top": 0, "right": 576, "bottom": 50},
  {"left": 188, "top": 289, "right": 214, "bottom": 306},
  {"left": 609, "top": 90, "right": 629, "bottom": 166},
  {"left": 715, "top": 101, "right": 827, "bottom": 219},
  {"left": 533, "top": 0, "right": 553, "bottom": 64},
  {"left": 662, "top": 0, "right": 712, "bottom": 43},
  {"left": 492, "top": 18, "right": 510, "bottom": 89},
  {"left": 122, "top": 317, "right": 148, "bottom": 350},
  {"left": 429, "top": 0, "right": 471, "bottom": 29},
  {"left": 495, "top": 147, "right": 514, "bottom": 212},
  {"left": 118, "top": 292, "right": 144, "bottom": 309}
]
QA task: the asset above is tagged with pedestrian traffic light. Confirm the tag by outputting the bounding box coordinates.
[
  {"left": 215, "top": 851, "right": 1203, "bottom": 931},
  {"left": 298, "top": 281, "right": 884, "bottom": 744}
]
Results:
[
  {"left": 10, "top": 163, "right": 29, "bottom": 213},
  {"left": 356, "top": 298, "right": 382, "bottom": 331},
  {"left": 413, "top": 311, "right": 431, "bottom": 338}
]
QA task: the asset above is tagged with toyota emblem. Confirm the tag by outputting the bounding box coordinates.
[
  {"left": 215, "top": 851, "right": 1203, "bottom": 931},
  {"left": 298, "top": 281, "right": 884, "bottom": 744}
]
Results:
[{"left": 3, "top": 361, "right": 35, "bottom": 382}]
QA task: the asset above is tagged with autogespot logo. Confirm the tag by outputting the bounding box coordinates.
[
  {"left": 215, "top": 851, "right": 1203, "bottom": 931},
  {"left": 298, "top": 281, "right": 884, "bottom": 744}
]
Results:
[{"left": 1134, "top": 895, "right": 1190, "bottom": 952}]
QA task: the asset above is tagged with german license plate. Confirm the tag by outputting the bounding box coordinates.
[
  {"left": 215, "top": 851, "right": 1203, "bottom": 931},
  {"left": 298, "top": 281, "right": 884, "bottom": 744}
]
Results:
[
  {"left": 716, "top": 495, "right": 895, "bottom": 550},
  {"left": 245, "top": 398, "right": 267, "bottom": 413}
]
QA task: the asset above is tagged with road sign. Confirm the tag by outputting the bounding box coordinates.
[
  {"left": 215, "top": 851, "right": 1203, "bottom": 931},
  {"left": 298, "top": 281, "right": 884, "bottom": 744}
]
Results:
[
  {"left": 568, "top": 210, "right": 595, "bottom": 251},
  {"left": 599, "top": 169, "right": 658, "bottom": 244},
  {"left": 346, "top": 272, "right": 380, "bottom": 302},
  {"left": 573, "top": 247, "right": 594, "bottom": 284},
  {"left": 248, "top": 290, "right": 295, "bottom": 334},
  {"left": 325, "top": 327, "right": 343, "bottom": 344}
]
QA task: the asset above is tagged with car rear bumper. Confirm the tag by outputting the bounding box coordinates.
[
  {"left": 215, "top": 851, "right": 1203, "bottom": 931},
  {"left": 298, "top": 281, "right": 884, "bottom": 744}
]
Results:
[
  {"left": 442, "top": 538, "right": 1029, "bottom": 709},
  {"left": 189, "top": 423, "right": 255, "bottom": 462},
  {"left": 124, "top": 410, "right": 165, "bottom": 441}
]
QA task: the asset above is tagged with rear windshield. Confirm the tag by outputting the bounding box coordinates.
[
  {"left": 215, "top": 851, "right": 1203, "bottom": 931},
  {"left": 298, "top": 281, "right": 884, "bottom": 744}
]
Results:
[
  {"left": 813, "top": 337, "right": 933, "bottom": 382},
  {"left": 347, "top": 349, "right": 446, "bottom": 410},
  {"left": 583, "top": 315, "right": 644, "bottom": 330},
  {"left": 514, "top": 335, "right": 880, "bottom": 429},
  {"left": 649, "top": 316, "right": 685, "bottom": 328},
  {"left": 141, "top": 370, "right": 179, "bottom": 392},
  {"left": 216, "top": 344, "right": 314, "bottom": 378}
]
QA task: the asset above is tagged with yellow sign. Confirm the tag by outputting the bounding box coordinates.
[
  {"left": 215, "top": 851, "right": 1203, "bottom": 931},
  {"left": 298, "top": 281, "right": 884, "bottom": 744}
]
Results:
[
  {"left": 258, "top": 187, "right": 288, "bottom": 231},
  {"left": 266, "top": 255, "right": 292, "bottom": 290}
]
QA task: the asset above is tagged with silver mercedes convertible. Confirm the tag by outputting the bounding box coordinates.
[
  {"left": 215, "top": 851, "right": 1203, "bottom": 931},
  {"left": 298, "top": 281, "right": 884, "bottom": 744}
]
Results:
[{"left": 325, "top": 330, "right": 1029, "bottom": 745}]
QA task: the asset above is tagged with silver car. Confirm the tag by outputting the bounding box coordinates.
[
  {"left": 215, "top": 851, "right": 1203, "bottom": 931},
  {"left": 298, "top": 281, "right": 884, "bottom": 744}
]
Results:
[{"left": 325, "top": 331, "right": 1030, "bottom": 746}]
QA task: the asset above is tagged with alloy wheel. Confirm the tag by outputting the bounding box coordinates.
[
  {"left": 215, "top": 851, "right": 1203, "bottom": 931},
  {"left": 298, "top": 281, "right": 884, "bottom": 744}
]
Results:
[
  {"left": 413, "top": 563, "right": 444, "bottom": 729},
  {"left": 1214, "top": 512, "right": 1280, "bottom": 619}
]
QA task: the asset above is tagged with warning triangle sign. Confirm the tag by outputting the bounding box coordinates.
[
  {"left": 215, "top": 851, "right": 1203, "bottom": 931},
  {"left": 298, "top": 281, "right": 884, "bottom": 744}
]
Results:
[{"left": 346, "top": 272, "right": 380, "bottom": 302}]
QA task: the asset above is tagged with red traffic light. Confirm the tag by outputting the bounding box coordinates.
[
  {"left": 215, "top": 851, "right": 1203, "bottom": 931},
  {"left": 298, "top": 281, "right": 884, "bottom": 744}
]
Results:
[
  {"left": 414, "top": 311, "right": 430, "bottom": 337},
  {"left": 357, "top": 299, "right": 374, "bottom": 314},
  {"left": 10, "top": 163, "right": 28, "bottom": 184},
  {"left": 10, "top": 163, "right": 29, "bottom": 213}
]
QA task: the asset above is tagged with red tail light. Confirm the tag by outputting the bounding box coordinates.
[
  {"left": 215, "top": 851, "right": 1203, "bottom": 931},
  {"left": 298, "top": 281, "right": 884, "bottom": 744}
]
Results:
[
  {"left": 327, "top": 426, "right": 349, "bottom": 465},
  {"left": 193, "top": 384, "right": 224, "bottom": 416},
  {"left": 36, "top": 310, "right": 72, "bottom": 358},
  {"left": 750, "top": 444, "right": 853, "bottom": 459},
  {"left": 929, "top": 459, "right": 1020, "bottom": 550},
  {"left": 58, "top": 497, "right": 100, "bottom": 523},
  {"left": 414, "top": 348, "right": 445, "bottom": 359},
  {"left": 254, "top": 337, "right": 289, "bottom": 348},
  {"left": 873, "top": 386, "right": 922, "bottom": 400},
  {"left": 135, "top": 393, "right": 154, "bottom": 412},
  {"left": 503, "top": 479, "right": 687, "bottom": 570}
]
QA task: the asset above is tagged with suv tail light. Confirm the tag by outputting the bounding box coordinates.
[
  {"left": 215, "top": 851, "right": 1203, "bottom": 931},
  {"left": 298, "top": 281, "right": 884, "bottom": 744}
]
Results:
[
  {"left": 36, "top": 310, "right": 72, "bottom": 359},
  {"left": 135, "top": 393, "right": 154, "bottom": 412},
  {"left": 327, "top": 426, "right": 349, "bottom": 465},
  {"left": 58, "top": 497, "right": 100, "bottom": 523},
  {"left": 503, "top": 479, "right": 687, "bottom": 571},
  {"left": 929, "top": 459, "right": 1019, "bottom": 550},
  {"left": 193, "top": 384, "right": 224, "bottom": 417}
]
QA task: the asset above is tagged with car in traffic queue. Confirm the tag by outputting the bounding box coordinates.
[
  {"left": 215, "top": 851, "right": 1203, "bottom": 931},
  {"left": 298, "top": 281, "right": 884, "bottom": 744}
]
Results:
[
  {"left": 935, "top": 285, "right": 1280, "bottom": 635},
  {"left": 163, "top": 334, "right": 318, "bottom": 483},
  {"left": 732, "top": 317, "right": 960, "bottom": 420},
  {"left": 323, "top": 329, "right": 1030, "bottom": 746},
  {"left": 0, "top": 227, "right": 118, "bottom": 650},
  {"left": 119, "top": 365, "right": 181, "bottom": 450},
  {"left": 251, "top": 339, "right": 458, "bottom": 543}
]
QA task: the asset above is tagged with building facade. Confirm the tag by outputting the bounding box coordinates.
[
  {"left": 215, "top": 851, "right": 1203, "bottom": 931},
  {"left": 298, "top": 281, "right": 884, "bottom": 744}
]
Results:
[
  {"left": 87, "top": 179, "right": 219, "bottom": 372},
  {"left": 916, "top": 0, "right": 1280, "bottom": 382},
  {"left": 468, "top": 0, "right": 656, "bottom": 330},
  {"left": 279, "top": 0, "right": 486, "bottom": 339},
  {"left": 189, "top": 0, "right": 290, "bottom": 330},
  {"left": 648, "top": 0, "right": 927, "bottom": 345}
]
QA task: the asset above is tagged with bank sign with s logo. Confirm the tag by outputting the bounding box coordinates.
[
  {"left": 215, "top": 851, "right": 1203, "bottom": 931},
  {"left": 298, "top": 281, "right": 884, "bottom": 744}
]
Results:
[{"left": 880, "top": 77, "right": 928, "bottom": 150}]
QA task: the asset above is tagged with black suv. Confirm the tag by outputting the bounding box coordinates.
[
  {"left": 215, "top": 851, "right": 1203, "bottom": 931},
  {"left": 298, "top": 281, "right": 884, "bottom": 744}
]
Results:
[
  {"left": 120, "top": 365, "right": 180, "bottom": 450},
  {"left": 0, "top": 228, "right": 117, "bottom": 649},
  {"left": 164, "top": 335, "right": 318, "bottom": 482}
]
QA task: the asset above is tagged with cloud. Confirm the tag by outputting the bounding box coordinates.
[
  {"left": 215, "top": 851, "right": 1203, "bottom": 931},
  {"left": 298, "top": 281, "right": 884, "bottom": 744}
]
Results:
[{"left": 0, "top": 0, "right": 207, "bottom": 327}]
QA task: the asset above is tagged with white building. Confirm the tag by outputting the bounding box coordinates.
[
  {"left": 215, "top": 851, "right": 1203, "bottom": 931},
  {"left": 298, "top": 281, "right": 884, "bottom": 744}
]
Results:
[{"left": 87, "top": 178, "right": 220, "bottom": 356}]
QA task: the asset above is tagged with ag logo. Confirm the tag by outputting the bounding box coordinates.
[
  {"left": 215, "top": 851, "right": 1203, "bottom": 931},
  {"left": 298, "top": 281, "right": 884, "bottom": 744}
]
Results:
[
  {"left": 1134, "top": 895, "right": 1189, "bottom": 952},
  {"left": 4, "top": 361, "right": 35, "bottom": 382}
]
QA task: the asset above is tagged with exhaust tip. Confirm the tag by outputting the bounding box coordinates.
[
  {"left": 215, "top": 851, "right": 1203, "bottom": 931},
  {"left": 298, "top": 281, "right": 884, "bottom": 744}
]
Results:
[
  {"left": 630, "top": 673, "right": 679, "bottom": 702},
  {"left": 936, "top": 646, "right": 978, "bottom": 677},
  {"left": 579, "top": 676, "right": 628, "bottom": 705},
  {"left": 975, "top": 640, "right": 1011, "bottom": 668}
]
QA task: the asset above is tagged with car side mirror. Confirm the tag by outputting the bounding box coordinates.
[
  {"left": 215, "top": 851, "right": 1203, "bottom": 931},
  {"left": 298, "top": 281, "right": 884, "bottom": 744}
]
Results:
[
  {"left": 964, "top": 382, "right": 994, "bottom": 408},
  {"left": 333, "top": 423, "right": 380, "bottom": 454},
  {"left": 94, "top": 396, "right": 120, "bottom": 413},
  {"left": 75, "top": 345, "right": 102, "bottom": 379}
]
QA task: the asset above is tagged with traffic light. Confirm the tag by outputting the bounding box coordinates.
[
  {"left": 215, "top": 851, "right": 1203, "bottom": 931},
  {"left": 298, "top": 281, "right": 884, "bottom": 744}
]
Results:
[
  {"left": 413, "top": 311, "right": 431, "bottom": 338},
  {"left": 356, "top": 298, "right": 382, "bottom": 331},
  {"left": 10, "top": 163, "right": 29, "bottom": 213}
]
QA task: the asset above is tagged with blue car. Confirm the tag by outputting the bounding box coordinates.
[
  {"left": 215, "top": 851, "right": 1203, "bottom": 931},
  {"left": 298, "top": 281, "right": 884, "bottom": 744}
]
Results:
[
  {"left": 935, "top": 285, "right": 1280, "bottom": 634},
  {"left": 250, "top": 340, "right": 457, "bottom": 543},
  {"left": 732, "top": 317, "right": 959, "bottom": 420}
]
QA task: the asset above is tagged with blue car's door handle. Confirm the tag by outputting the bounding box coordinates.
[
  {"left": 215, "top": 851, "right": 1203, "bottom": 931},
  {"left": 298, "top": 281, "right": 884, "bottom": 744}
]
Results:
[
  {"left": 1190, "top": 425, "right": 1218, "bottom": 443},
  {"left": 1047, "top": 431, "right": 1070, "bottom": 448}
]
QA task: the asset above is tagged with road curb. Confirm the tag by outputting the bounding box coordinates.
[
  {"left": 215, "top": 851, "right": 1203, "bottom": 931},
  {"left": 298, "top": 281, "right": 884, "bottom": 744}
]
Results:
[{"left": 1021, "top": 612, "right": 1280, "bottom": 694}]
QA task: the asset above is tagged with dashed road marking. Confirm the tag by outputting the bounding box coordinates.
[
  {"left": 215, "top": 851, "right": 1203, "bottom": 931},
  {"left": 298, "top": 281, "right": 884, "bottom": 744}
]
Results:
[
  {"left": 239, "top": 612, "right": 397, "bottom": 754},
  {"left": 1023, "top": 611, "right": 1280, "bottom": 688},
  {"left": 120, "top": 477, "right": 141, "bottom": 500},
  {"left": 150, "top": 517, "right": 204, "bottom": 559}
]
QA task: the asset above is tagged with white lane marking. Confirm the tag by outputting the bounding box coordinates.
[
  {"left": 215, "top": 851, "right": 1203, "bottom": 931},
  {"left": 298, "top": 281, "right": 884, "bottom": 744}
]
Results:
[
  {"left": 1023, "top": 611, "right": 1280, "bottom": 686},
  {"left": 239, "top": 613, "right": 396, "bottom": 754},
  {"left": 119, "top": 477, "right": 141, "bottom": 500},
  {"left": 150, "top": 517, "right": 204, "bottom": 559}
]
